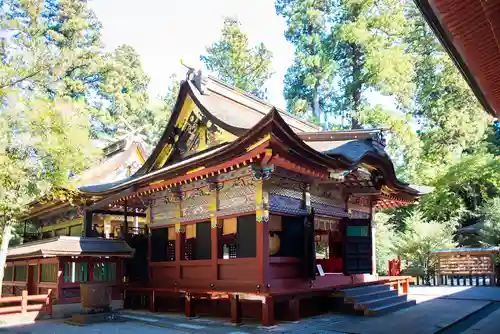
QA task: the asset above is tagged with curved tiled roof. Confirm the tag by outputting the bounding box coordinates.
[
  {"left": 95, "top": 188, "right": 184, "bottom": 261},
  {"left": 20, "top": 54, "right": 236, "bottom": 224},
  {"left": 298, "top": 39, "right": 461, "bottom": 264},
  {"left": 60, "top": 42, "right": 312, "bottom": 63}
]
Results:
[
  {"left": 415, "top": 0, "right": 499, "bottom": 117},
  {"left": 7, "top": 236, "right": 135, "bottom": 259}
]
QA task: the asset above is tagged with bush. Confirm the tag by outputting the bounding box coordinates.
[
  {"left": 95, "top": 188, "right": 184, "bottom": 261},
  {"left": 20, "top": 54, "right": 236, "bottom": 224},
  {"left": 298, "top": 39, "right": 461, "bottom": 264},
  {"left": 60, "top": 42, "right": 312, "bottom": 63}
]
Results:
[
  {"left": 393, "top": 210, "right": 456, "bottom": 283},
  {"left": 479, "top": 197, "right": 500, "bottom": 247},
  {"left": 374, "top": 213, "right": 396, "bottom": 275}
]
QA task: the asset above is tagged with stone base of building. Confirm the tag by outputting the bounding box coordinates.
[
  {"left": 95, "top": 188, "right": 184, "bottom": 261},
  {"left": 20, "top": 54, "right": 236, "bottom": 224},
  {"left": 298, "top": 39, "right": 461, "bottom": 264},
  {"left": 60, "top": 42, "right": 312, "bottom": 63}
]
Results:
[{"left": 52, "top": 300, "right": 124, "bottom": 319}]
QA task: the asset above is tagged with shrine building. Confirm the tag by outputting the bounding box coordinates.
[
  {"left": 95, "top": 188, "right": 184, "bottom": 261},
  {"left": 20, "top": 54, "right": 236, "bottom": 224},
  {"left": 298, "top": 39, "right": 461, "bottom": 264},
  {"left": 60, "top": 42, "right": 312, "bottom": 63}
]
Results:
[{"left": 6, "top": 69, "right": 429, "bottom": 323}]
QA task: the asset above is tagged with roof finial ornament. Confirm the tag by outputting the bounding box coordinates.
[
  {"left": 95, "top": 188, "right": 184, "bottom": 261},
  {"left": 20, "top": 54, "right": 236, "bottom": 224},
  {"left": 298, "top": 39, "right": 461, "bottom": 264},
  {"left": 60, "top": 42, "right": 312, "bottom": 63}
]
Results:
[
  {"left": 180, "top": 59, "right": 209, "bottom": 95},
  {"left": 180, "top": 59, "right": 195, "bottom": 81},
  {"left": 193, "top": 69, "right": 209, "bottom": 95}
]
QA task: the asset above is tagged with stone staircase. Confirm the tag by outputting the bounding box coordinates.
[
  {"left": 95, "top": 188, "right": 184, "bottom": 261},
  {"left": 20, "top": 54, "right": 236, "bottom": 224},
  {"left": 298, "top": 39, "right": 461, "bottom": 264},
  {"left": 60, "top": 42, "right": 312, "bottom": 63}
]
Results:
[{"left": 333, "top": 283, "right": 416, "bottom": 316}]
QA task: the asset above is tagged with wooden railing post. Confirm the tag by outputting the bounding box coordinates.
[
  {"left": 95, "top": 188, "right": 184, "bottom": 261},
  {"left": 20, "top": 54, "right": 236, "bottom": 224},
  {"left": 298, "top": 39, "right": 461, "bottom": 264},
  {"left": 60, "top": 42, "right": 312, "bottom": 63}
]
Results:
[
  {"left": 21, "top": 290, "right": 28, "bottom": 313},
  {"left": 46, "top": 289, "right": 53, "bottom": 318},
  {"left": 403, "top": 279, "right": 410, "bottom": 294}
]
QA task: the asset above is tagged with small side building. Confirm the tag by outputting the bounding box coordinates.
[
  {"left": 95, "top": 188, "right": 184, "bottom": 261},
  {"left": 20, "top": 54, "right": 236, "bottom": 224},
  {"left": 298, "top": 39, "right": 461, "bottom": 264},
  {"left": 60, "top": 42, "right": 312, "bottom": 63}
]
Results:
[{"left": 3, "top": 135, "right": 148, "bottom": 317}]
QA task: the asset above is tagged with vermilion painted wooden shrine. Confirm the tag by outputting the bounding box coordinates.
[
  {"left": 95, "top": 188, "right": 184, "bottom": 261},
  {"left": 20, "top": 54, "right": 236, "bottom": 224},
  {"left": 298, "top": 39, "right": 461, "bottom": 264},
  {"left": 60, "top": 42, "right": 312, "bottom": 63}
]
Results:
[{"left": 6, "top": 70, "right": 428, "bottom": 323}]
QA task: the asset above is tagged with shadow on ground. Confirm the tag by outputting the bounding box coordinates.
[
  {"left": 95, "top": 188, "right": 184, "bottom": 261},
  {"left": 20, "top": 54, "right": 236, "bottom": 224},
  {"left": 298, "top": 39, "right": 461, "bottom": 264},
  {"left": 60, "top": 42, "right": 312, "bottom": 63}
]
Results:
[{"left": 4, "top": 286, "right": 500, "bottom": 334}]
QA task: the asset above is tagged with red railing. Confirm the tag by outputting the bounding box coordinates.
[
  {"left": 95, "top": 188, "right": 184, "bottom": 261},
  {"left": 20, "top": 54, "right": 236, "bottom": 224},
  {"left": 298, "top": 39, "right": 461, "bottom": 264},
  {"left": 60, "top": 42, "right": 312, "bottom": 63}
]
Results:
[{"left": 0, "top": 290, "right": 52, "bottom": 317}]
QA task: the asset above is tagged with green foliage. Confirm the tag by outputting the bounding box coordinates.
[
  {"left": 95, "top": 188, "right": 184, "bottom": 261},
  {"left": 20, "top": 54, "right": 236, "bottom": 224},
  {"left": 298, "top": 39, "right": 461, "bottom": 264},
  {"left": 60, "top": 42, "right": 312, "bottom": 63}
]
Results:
[
  {"left": 420, "top": 154, "right": 500, "bottom": 227},
  {"left": 0, "top": 0, "right": 153, "bottom": 292},
  {"left": 276, "top": 0, "right": 336, "bottom": 118},
  {"left": 200, "top": 18, "right": 273, "bottom": 99},
  {"left": 393, "top": 210, "right": 456, "bottom": 281},
  {"left": 0, "top": 0, "right": 153, "bottom": 141},
  {"left": 479, "top": 197, "right": 500, "bottom": 247},
  {"left": 374, "top": 213, "right": 396, "bottom": 275},
  {"left": 147, "top": 74, "right": 181, "bottom": 146},
  {"left": 92, "top": 45, "right": 151, "bottom": 136},
  {"left": 277, "top": 0, "right": 413, "bottom": 128},
  {"left": 0, "top": 92, "right": 99, "bottom": 222},
  {"left": 405, "top": 5, "right": 490, "bottom": 181}
]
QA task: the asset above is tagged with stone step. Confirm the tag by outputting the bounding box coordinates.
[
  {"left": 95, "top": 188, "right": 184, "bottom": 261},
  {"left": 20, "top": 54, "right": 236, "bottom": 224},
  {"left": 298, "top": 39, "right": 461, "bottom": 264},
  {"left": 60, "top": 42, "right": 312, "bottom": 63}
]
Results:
[
  {"left": 341, "top": 284, "right": 391, "bottom": 297},
  {"left": 354, "top": 294, "right": 408, "bottom": 310},
  {"left": 364, "top": 299, "right": 417, "bottom": 316},
  {"left": 344, "top": 289, "right": 398, "bottom": 304}
]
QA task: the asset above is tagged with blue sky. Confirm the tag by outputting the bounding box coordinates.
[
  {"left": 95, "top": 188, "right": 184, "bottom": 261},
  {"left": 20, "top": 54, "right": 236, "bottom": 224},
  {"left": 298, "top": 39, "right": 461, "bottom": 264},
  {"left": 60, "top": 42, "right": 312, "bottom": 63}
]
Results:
[{"left": 91, "top": 0, "right": 294, "bottom": 108}]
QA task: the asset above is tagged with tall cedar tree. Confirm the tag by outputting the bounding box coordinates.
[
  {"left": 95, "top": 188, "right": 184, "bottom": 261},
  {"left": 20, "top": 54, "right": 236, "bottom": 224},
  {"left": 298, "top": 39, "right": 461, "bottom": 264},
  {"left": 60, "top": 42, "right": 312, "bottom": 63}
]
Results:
[
  {"left": 275, "top": 0, "right": 336, "bottom": 120},
  {"left": 200, "top": 18, "right": 274, "bottom": 99},
  {"left": 404, "top": 5, "right": 490, "bottom": 183},
  {"left": 276, "top": 0, "right": 413, "bottom": 129}
]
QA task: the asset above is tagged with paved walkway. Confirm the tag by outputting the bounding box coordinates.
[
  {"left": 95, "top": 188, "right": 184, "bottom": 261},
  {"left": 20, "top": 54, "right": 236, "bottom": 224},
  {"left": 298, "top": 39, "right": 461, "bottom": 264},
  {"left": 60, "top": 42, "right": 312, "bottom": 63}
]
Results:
[{"left": 4, "top": 286, "right": 500, "bottom": 333}]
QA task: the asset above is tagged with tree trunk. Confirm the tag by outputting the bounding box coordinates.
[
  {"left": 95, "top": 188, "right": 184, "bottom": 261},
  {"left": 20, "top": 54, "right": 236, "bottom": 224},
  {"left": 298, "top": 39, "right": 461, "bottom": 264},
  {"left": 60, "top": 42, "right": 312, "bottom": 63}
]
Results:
[
  {"left": 0, "top": 224, "right": 13, "bottom": 297},
  {"left": 312, "top": 86, "right": 321, "bottom": 120},
  {"left": 351, "top": 43, "right": 363, "bottom": 130}
]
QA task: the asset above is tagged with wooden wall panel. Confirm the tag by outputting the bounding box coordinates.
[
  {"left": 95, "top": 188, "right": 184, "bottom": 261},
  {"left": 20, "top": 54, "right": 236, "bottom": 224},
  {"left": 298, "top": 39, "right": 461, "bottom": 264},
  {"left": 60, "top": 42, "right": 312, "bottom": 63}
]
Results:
[
  {"left": 218, "top": 261, "right": 258, "bottom": 281},
  {"left": 150, "top": 266, "right": 177, "bottom": 285},
  {"left": 181, "top": 264, "right": 212, "bottom": 280},
  {"left": 269, "top": 263, "right": 302, "bottom": 279}
]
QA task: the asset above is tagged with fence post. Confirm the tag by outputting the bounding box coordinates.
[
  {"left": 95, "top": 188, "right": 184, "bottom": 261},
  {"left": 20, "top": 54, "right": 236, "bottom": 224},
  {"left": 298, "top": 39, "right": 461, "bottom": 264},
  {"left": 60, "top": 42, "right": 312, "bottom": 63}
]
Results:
[
  {"left": 403, "top": 279, "right": 410, "bottom": 294},
  {"left": 46, "top": 289, "right": 53, "bottom": 318},
  {"left": 21, "top": 290, "right": 28, "bottom": 313}
]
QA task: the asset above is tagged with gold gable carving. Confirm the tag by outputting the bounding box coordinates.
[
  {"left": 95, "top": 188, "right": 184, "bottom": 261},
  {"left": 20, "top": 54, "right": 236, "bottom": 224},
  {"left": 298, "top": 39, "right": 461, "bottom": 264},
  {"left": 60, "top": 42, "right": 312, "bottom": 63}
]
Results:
[{"left": 151, "top": 96, "right": 238, "bottom": 171}]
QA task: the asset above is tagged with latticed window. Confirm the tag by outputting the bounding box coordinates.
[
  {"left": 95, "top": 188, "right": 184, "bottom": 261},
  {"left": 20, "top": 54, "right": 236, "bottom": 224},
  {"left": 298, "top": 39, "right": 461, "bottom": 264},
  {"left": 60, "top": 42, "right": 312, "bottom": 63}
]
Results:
[
  {"left": 93, "top": 263, "right": 116, "bottom": 281},
  {"left": 4, "top": 266, "right": 14, "bottom": 281},
  {"left": 184, "top": 238, "right": 195, "bottom": 260},
  {"left": 219, "top": 215, "right": 256, "bottom": 259},
  {"left": 14, "top": 265, "right": 27, "bottom": 282},
  {"left": 64, "top": 262, "right": 89, "bottom": 283},
  {"left": 166, "top": 240, "right": 175, "bottom": 261},
  {"left": 41, "top": 263, "right": 58, "bottom": 282},
  {"left": 33, "top": 264, "right": 39, "bottom": 282},
  {"left": 151, "top": 227, "right": 175, "bottom": 262},
  {"left": 183, "top": 222, "right": 211, "bottom": 260}
]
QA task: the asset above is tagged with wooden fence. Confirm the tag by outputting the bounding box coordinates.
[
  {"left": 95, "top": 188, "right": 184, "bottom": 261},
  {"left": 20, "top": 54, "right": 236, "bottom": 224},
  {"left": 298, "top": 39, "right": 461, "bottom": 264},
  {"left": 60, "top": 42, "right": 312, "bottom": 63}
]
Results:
[
  {"left": 412, "top": 274, "right": 495, "bottom": 286},
  {"left": 0, "top": 290, "right": 52, "bottom": 316}
]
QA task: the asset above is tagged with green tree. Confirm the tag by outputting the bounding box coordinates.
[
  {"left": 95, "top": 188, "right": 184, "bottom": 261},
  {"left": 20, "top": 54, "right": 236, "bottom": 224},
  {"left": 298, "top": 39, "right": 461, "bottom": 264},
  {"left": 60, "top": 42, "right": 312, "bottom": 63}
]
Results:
[
  {"left": 405, "top": 4, "right": 490, "bottom": 181},
  {"left": 0, "top": 92, "right": 98, "bottom": 294},
  {"left": 200, "top": 18, "right": 273, "bottom": 99},
  {"left": 334, "top": 0, "right": 414, "bottom": 129},
  {"left": 91, "top": 45, "right": 151, "bottom": 137},
  {"left": 394, "top": 210, "right": 456, "bottom": 283},
  {"left": 277, "top": 0, "right": 414, "bottom": 128},
  {"left": 0, "top": 0, "right": 152, "bottom": 293},
  {"left": 478, "top": 197, "right": 500, "bottom": 247},
  {"left": 276, "top": 0, "right": 336, "bottom": 119},
  {"left": 1, "top": 0, "right": 152, "bottom": 140},
  {"left": 147, "top": 74, "right": 181, "bottom": 146},
  {"left": 420, "top": 154, "right": 500, "bottom": 230},
  {"left": 374, "top": 212, "right": 396, "bottom": 275}
]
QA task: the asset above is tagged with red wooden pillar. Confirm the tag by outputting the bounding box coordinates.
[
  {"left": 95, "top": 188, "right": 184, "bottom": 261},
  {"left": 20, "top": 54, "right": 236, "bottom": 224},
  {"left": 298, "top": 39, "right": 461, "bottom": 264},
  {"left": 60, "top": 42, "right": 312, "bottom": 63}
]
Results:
[
  {"left": 57, "top": 258, "right": 65, "bottom": 301},
  {"left": 256, "top": 221, "right": 269, "bottom": 290},
  {"left": 185, "top": 293, "right": 194, "bottom": 318},
  {"left": 148, "top": 234, "right": 152, "bottom": 280},
  {"left": 37, "top": 260, "right": 42, "bottom": 294},
  {"left": 149, "top": 289, "right": 155, "bottom": 312},
  {"left": 231, "top": 294, "right": 242, "bottom": 324},
  {"left": 262, "top": 296, "right": 274, "bottom": 327},
  {"left": 175, "top": 228, "right": 183, "bottom": 281},
  {"left": 289, "top": 297, "right": 300, "bottom": 322},
  {"left": 210, "top": 222, "right": 219, "bottom": 281}
]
